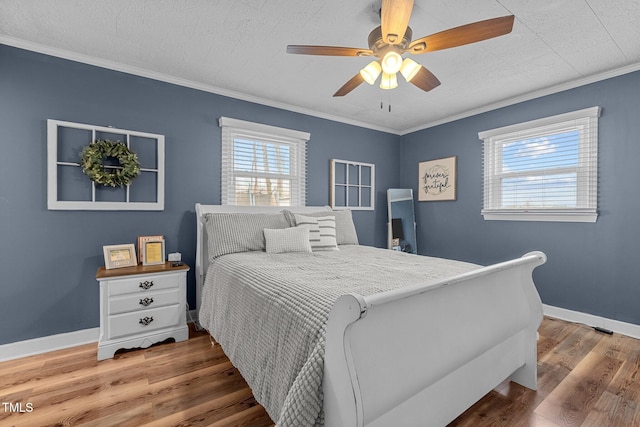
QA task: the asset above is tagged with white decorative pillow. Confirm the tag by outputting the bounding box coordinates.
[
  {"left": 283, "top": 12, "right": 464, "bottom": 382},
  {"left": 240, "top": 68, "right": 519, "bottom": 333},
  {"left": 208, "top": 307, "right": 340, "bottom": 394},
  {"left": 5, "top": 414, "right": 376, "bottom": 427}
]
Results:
[
  {"left": 294, "top": 214, "right": 339, "bottom": 251},
  {"left": 264, "top": 227, "right": 312, "bottom": 254}
]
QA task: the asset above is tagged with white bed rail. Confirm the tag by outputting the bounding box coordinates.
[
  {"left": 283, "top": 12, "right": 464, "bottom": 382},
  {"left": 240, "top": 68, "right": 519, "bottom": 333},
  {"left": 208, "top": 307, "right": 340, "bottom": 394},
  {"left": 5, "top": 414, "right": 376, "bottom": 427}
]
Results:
[{"left": 323, "top": 251, "right": 546, "bottom": 427}]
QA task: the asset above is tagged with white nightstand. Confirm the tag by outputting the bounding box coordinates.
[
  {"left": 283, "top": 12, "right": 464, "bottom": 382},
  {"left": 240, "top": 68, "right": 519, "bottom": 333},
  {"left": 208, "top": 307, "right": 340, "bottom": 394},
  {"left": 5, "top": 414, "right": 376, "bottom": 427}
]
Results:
[{"left": 95, "top": 262, "right": 189, "bottom": 360}]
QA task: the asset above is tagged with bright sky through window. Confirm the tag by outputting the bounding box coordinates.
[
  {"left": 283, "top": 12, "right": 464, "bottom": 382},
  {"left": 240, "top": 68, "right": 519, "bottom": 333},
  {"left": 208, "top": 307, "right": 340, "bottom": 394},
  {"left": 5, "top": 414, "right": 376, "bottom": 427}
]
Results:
[
  {"left": 500, "top": 131, "right": 579, "bottom": 208},
  {"left": 219, "top": 117, "right": 308, "bottom": 207},
  {"left": 479, "top": 106, "right": 599, "bottom": 222}
]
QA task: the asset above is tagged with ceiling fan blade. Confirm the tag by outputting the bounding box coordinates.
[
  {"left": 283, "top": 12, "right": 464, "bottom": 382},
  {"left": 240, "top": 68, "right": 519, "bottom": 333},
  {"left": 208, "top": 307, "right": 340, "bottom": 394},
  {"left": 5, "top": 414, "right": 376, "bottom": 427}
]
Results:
[
  {"left": 381, "top": 0, "right": 414, "bottom": 45},
  {"left": 409, "top": 66, "right": 441, "bottom": 92},
  {"left": 333, "top": 73, "right": 365, "bottom": 97},
  {"left": 287, "top": 45, "right": 373, "bottom": 57},
  {"left": 407, "top": 15, "right": 515, "bottom": 54}
]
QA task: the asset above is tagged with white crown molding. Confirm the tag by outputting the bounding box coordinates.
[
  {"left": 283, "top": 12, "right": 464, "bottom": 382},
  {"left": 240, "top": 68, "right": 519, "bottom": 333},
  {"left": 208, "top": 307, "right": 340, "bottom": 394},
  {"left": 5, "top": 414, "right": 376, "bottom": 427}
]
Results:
[
  {"left": 0, "top": 35, "right": 399, "bottom": 135},
  {"left": 401, "top": 62, "right": 640, "bottom": 135},
  {"left": 2, "top": 35, "right": 639, "bottom": 137}
]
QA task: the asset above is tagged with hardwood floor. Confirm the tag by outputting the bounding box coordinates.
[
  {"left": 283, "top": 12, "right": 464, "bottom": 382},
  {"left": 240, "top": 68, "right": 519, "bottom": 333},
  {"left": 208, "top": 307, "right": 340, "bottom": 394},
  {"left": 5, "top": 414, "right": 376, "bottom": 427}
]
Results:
[{"left": 1, "top": 317, "right": 639, "bottom": 426}]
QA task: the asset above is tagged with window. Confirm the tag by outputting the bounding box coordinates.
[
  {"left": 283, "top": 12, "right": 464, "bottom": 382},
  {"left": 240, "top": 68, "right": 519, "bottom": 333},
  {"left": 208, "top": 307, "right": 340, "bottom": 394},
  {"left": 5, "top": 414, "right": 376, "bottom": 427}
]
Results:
[
  {"left": 47, "top": 119, "right": 164, "bottom": 211},
  {"left": 478, "top": 106, "right": 600, "bottom": 222},
  {"left": 330, "top": 159, "right": 375, "bottom": 210},
  {"left": 219, "top": 117, "right": 308, "bottom": 206}
]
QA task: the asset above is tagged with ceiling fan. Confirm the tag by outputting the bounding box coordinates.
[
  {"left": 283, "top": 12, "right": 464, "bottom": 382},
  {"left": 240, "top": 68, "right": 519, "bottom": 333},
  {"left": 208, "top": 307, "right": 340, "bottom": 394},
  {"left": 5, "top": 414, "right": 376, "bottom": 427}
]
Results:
[{"left": 286, "top": 0, "right": 515, "bottom": 97}]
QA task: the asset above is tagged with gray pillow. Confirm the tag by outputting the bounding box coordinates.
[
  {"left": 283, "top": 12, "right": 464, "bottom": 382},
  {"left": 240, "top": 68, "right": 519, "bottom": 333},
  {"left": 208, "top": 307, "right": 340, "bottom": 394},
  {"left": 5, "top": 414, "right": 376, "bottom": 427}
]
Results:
[
  {"left": 284, "top": 209, "right": 359, "bottom": 245},
  {"left": 264, "top": 226, "right": 312, "bottom": 254},
  {"left": 204, "top": 212, "right": 290, "bottom": 260}
]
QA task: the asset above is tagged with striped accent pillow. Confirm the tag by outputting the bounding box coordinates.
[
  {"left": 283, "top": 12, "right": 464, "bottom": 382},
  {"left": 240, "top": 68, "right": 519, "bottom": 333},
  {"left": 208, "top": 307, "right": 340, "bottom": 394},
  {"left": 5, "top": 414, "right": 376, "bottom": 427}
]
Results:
[
  {"left": 294, "top": 214, "right": 339, "bottom": 251},
  {"left": 264, "top": 227, "right": 312, "bottom": 254}
]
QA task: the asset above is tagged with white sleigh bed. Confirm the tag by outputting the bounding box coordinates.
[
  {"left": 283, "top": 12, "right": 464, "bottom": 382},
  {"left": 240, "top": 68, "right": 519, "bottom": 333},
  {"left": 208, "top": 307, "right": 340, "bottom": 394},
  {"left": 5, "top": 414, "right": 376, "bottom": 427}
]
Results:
[{"left": 195, "top": 203, "right": 546, "bottom": 427}]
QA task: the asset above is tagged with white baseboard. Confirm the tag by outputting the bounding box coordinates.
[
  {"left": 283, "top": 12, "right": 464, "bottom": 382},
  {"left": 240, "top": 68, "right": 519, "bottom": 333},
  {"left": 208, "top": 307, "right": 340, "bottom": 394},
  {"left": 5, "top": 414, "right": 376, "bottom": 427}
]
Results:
[
  {"left": 542, "top": 304, "right": 640, "bottom": 339},
  {"left": 0, "top": 327, "right": 99, "bottom": 362},
  {"left": 2, "top": 306, "right": 637, "bottom": 362}
]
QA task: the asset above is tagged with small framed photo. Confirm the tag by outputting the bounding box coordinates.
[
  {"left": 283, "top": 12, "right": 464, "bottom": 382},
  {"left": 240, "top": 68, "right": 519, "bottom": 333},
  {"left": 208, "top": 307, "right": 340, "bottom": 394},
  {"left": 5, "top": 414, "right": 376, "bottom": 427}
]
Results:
[
  {"left": 103, "top": 244, "right": 138, "bottom": 269},
  {"left": 137, "top": 235, "right": 163, "bottom": 264},
  {"left": 142, "top": 239, "right": 165, "bottom": 266}
]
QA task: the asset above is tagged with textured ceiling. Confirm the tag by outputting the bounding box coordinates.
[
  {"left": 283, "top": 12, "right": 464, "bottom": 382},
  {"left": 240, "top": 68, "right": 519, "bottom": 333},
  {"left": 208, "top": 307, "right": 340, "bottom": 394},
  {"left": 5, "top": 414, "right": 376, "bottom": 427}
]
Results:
[{"left": 1, "top": 0, "right": 639, "bottom": 134}]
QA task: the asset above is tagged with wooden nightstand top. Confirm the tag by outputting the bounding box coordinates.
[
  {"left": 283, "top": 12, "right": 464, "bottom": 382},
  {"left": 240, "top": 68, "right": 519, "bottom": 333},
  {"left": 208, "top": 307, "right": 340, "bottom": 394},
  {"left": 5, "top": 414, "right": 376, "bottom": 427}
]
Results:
[{"left": 96, "top": 262, "right": 189, "bottom": 280}]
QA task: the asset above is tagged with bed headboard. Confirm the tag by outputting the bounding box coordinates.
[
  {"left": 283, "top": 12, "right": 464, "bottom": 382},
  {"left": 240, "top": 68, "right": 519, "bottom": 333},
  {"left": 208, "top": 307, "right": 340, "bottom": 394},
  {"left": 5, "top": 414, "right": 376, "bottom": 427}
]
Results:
[{"left": 194, "top": 203, "right": 332, "bottom": 313}]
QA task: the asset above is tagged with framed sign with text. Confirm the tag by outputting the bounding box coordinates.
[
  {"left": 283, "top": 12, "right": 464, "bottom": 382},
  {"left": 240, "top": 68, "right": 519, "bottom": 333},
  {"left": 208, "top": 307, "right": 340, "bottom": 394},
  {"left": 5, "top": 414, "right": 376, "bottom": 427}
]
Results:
[{"left": 418, "top": 156, "right": 457, "bottom": 201}]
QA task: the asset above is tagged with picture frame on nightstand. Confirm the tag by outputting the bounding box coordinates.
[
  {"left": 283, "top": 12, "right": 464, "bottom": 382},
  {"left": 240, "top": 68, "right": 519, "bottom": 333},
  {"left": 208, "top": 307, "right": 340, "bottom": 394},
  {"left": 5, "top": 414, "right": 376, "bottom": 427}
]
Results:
[
  {"left": 103, "top": 244, "right": 137, "bottom": 269},
  {"left": 142, "top": 239, "right": 165, "bottom": 266},
  {"left": 137, "top": 235, "right": 163, "bottom": 264}
]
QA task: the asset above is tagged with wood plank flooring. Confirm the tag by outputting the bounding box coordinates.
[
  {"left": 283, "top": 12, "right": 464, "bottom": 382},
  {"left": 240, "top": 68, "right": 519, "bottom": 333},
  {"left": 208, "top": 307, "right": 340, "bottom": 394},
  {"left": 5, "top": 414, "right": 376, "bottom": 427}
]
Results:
[{"left": 1, "top": 317, "right": 639, "bottom": 426}]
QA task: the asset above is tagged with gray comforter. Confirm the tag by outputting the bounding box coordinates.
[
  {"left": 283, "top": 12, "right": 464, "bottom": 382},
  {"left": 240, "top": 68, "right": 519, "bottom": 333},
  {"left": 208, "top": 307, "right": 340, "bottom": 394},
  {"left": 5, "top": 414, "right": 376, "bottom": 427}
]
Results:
[{"left": 198, "top": 245, "right": 479, "bottom": 426}]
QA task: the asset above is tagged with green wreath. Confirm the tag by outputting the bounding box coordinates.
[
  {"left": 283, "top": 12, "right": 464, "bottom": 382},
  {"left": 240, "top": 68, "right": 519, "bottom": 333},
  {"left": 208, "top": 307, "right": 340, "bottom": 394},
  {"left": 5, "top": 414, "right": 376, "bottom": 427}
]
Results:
[{"left": 80, "top": 139, "right": 141, "bottom": 187}]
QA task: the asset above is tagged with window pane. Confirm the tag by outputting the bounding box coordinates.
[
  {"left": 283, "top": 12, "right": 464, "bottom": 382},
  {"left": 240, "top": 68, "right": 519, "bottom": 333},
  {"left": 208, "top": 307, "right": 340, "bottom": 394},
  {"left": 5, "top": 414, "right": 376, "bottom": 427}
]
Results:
[
  {"left": 502, "top": 173, "right": 577, "bottom": 208},
  {"left": 502, "top": 131, "right": 579, "bottom": 174},
  {"left": 220, "top": 117, "right": 308, "bottom": 207},
  {"left": 334, "top": 162, "right": 346, "bottom": 184},
  {"left": 479, "top": 106, "right": 599, "bottom": 222},
  {"left": 348, "top": 186, "right": 359, "bottom": 207},
  {"left": 234, "top": 177, "right": 291, "bottom": 206},
  {"left": 334, "top": 185, "right": 346, "bottom": 207},
  {"left": 233, "top": 138, "right": 290, "bottom": 175},
  {"left": 348, "top": 164, "right": 359, "bottom": 185},
  {"left": 361, "top": 166, "right": 371, "bottom": 186}
]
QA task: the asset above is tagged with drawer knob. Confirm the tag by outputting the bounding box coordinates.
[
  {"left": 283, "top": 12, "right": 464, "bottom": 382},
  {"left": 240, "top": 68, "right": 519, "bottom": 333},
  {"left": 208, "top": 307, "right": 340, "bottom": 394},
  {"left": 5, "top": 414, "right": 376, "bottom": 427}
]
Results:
[
  {"left": 139, "top": 316, "right": 154, "bottom": 326},
  {"left": 139, "top": 280, "right": 154, "bottom": 290},
  {"left": 139, "top": 297, "right": 154, "bottom": 307}
]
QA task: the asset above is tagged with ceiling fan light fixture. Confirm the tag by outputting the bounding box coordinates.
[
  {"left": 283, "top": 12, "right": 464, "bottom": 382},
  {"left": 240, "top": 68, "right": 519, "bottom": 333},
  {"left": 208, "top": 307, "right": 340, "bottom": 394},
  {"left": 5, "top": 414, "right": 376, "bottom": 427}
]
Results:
[
  {"left": 379, "top": 72, "right": 398, "bottom": 90},
  {"left": 400, "top": 58, "right": 420, "bottom": 82},
  {"left": 381, "top": 51, "right": 402, "bottom": 74},
  {"left": 360, "top": 61, "right": 382, "bottom": 85}
]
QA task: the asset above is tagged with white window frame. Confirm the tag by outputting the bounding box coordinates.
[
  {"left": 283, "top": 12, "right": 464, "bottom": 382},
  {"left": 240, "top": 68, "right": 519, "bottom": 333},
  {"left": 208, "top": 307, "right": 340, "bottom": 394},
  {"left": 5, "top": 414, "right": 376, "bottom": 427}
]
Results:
[
  {"left": 330, "top": 159, "right": 375, "bottom": 210},
  {"left": 219, "top": 117, "right": 308, "bottom": 207},
  {"left": 478, "top": 106, "right": 600, "bottom": 223},
  {"left": 47, "top": 119, "right": 165, "bottom": 211}
]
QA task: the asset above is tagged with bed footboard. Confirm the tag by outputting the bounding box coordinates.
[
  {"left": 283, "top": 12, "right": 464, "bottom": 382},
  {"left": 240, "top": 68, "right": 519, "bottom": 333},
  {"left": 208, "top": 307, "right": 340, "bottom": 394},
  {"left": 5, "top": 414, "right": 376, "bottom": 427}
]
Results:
[{"left": 323, "top": 251, "right": 546, "bottom": 427}]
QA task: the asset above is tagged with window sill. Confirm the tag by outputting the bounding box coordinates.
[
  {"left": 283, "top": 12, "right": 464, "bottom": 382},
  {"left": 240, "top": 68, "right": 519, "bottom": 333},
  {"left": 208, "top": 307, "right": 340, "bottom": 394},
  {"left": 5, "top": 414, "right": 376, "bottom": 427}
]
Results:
[{"left": 482, "top": 210, "right": 597, "bottom": 223}]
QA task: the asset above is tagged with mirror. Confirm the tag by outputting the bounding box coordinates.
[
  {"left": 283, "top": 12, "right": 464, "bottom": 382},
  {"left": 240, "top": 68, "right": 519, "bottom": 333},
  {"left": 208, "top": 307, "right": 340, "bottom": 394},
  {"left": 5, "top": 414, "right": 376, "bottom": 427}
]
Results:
[{"left": 387, "top": 189, "right": 417, "bottom": 254}]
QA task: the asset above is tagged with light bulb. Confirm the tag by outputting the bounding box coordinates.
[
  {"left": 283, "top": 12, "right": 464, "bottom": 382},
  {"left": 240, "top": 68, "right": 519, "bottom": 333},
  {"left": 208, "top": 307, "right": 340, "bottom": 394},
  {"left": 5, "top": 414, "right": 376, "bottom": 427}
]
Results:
[
  {"left": 359, "top": 61, "right": 382, "bottom": 85},
  {"left": 379, "top": 72, "right": 398, "bottom": 90},
  {"left": 400, "top": 58, "right": 421, "bottom": 82},
  {"left": 381, "top": 51, "right": 403, "bottom": 74}
]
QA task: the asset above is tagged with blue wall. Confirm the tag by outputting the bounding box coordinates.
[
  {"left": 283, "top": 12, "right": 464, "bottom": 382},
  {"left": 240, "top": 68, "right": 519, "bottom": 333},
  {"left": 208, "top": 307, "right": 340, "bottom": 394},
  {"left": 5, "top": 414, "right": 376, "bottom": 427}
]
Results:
[
  {"left": 2, "top": 41, "right": 639, "bottom": 346},
  {"left": 399, "top": 71, "right": 640, "bottom": 326},
  {"left": 0, "top": 45, "right": 400, "bottom": 345}
]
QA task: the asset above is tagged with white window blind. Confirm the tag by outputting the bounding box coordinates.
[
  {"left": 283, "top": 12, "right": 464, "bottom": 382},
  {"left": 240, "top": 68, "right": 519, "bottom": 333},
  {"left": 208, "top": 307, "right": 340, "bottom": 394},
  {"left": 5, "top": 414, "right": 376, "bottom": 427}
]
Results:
[
  {"left": 219, "top": 117, "right": 308, "bottom": 207},
  {"left": 478, "top": 106, "right": 600, "bottom": 223}
]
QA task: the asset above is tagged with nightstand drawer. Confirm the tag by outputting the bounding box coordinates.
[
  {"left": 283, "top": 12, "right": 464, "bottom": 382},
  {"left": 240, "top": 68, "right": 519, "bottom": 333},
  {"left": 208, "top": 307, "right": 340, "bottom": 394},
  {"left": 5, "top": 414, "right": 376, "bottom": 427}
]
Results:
[
  {"left": 108, "top": 288, "right": 181, "bottom": 315},
  {"left": 107, "top": 304, "right": 182, "bottom": 340},
  {"left": 108, "top": 274, "right": 179, "bottom": 296}
]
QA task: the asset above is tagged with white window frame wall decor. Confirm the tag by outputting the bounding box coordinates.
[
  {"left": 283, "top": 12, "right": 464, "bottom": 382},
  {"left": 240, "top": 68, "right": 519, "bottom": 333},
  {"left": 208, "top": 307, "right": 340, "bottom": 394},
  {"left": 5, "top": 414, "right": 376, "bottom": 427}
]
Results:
[
  {"left": 478, "top": 106, "right": 600, "bottom": 223},
  {"left": 219, "top": 117, "right": 309, "bottom": 207},
  {"left": 330, "top": 159, "right": 375, "bottom": 210},
  {"left": 47, "top": 119, "right": 165, "bottom": 210}
]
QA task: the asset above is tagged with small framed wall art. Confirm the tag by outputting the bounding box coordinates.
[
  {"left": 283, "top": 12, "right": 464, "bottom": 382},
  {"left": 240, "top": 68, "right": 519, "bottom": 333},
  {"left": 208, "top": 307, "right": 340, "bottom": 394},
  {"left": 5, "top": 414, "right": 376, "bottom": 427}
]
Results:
[
  {"left": 137, "top": 235, "right": 163, "bottom": 264},
  {"left": 103, "top": 244, "right": 138, "bottom": 269},
  {"left": 418, "top": 156, "right": 457, "bottom": 201},
  {"left": 142, "top": 238, "right": 165, "bottom": 266}
]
